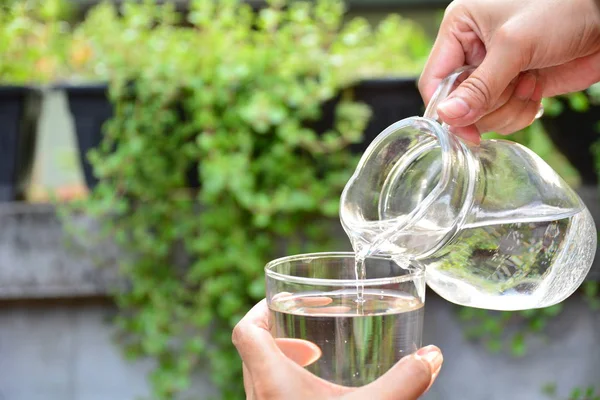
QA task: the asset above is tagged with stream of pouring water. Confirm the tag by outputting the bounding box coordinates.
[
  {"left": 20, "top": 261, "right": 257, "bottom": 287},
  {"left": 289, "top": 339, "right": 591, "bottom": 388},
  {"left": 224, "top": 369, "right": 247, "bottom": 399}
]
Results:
[{"left": 352, "top": 233, "right": 395, "bottom": 314}]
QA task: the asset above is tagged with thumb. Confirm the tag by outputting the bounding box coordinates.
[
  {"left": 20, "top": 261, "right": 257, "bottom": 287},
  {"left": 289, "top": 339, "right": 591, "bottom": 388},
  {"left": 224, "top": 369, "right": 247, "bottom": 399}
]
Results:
[
  {"left": 437, "top": 40, "right": 522, "bottom": 127},
  {"left": 275, "top": 338, "right": 322, "bottom": 367},
  {"left": 344, "top": 345, "right": 443, "bottom": 400}
]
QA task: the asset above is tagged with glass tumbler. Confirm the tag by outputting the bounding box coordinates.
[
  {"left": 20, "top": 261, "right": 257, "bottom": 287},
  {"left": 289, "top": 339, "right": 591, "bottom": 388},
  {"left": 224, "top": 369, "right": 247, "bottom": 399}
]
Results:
[{"left": 265, "top": 252, "right": 425, "bottom": 387}]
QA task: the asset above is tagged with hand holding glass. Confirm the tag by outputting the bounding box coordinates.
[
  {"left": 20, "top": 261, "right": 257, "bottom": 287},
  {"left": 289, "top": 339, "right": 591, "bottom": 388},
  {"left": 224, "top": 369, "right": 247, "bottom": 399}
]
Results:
[{"left": 265, "top": 252, "right": 425, "bottom": 386}]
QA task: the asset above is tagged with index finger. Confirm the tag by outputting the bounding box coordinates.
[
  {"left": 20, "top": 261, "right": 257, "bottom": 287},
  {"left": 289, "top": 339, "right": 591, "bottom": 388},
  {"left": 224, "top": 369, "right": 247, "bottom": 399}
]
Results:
[
  {"left": 232, "top": 300, "right": 322, "bottom": 371},
  {"left": 232, "top": 300, "right": 284, "bottom": 374},
  {"left": 419, "top": 25, "right": 467, "bottom": 105}
]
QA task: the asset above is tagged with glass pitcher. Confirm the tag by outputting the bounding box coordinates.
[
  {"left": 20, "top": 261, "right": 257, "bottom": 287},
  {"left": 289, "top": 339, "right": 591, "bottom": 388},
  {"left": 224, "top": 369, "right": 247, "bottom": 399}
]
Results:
[{"left": 340, "top": 67, "right": 597, "bottom": 311}]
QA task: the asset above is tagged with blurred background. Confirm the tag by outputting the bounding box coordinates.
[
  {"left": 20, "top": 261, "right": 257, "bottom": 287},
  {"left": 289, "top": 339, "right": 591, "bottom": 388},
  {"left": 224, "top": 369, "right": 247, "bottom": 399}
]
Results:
[{"left": 0, "top": 0, "right": 599, "bottom": 399}]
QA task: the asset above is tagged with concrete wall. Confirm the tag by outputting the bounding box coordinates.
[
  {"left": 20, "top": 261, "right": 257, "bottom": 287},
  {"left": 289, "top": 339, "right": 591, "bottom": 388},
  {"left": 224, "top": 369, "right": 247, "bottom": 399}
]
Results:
[
  {"left": 423, "top": 294, "right": 600, "bottom": 400},
  {"left": 0, "top": 298, "right": 218, "bottom": 400},
  {"left": 2, "top": 293, "right": 597, "bottom": 400},
  {"left": 0, "top": 299, "right": 155, "bottom": 400},
  {"left": 1, "top": 290, "right": 598, "bottom": 400}
]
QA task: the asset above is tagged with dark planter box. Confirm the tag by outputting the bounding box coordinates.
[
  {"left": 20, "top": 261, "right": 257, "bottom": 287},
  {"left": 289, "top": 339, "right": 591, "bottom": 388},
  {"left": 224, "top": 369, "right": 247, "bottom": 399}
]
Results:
[
  {"left": 351, "top": 78, "right": 423, "bottom": 153},
  {"left": 60, "top": 84, "right": 112, "bottom": 189},
  {"left": 541, "top": 99, "right": 600, "bottom": 185},
  {"left": 0, "top": 86, "right": 42, "bottom": 202},
  {"left": 314, "top": 77, "right": 423, "bottom": 154},
  {"left": 62, "top": 78, "right": 423, "bottom": 189}
]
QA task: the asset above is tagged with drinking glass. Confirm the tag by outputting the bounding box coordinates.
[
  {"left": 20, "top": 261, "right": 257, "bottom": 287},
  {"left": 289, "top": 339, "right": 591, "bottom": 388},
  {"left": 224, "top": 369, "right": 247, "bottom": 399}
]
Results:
[{"left": 265, "top": 252, "right": 425, "bottom": 387}]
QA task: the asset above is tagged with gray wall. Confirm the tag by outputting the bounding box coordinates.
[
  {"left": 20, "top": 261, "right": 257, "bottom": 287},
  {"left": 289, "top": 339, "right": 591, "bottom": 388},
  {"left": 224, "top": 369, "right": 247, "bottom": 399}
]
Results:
[
  {"left": 0, "top": 299, "right": 155, "bottom": 400},
  {"left": 423, "top": 294, "right": 600, "bottom": 400},
  {"left": 1, "top": 292, "right": 598, "bottom": 399}
]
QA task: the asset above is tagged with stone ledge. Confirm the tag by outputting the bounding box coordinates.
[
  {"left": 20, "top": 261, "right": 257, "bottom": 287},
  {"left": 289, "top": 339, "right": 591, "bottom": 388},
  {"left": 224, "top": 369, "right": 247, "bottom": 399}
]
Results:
[
  {"left": 0, "top": 203, "right": 121, "bottom": 300},
  {"left": 1, "top": 189, "right": 599, "bottom": 300}
]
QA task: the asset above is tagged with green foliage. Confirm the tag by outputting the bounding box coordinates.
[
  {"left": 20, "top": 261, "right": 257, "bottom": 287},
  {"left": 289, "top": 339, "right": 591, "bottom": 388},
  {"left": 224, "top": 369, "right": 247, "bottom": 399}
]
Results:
[
  {"left": 62, "top": 1, "right": 431, "bottom": 399},
  {"left": 582, "top": 281, "right": 600, "bottom": 310},
  {"left": 458, "top": 303, "right": 563, "bottom": 357},
  {"left": 0, "top": 0, "right": 71, "bottom": 83},
  {"left": 543, "top": 86, "right": 600, "bottom": 118},
  {"left": 543, "top": 85, "right": 600, "bottom": 184},
  {"left": 482, "top": 121, "right": 581, "bottom": 187},
  {"left": 458, "top": 276, "right": 598, "bottom": 358},
  {"left": 63, "top": 0, "right": 428, "bottom": 83},
  {"left": 544, "top": 384, "right": 600, "bottom": 400}
]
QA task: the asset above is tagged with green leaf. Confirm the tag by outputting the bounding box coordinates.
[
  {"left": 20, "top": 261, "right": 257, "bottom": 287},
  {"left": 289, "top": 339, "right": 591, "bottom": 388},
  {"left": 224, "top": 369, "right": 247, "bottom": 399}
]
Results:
[
  {"left": 248, "top": 278, "right": 266, "bottom": 300},
  {"left": 528, "top": 317, "right": 545, "bottom": 332},
  {"left": 541, "top": 382, "right": 556, "bottom": 397},
  {"left": 567, "top": 92, "right": 590, "bottom": 112},
  {"left": 542, "top": 304, "right": 563, "bottom": 317},
  {"left": 510, "top": 333, "right": 526, "bottom": 357},
  {"left": 185, "top": 337, "right": 206, "bottom": 354},
  {"left": 542, "top": 97, "right": 564, "bottom": 117},
  {"left": 486, "top": 338, "right": 502, "bottom": 353}
]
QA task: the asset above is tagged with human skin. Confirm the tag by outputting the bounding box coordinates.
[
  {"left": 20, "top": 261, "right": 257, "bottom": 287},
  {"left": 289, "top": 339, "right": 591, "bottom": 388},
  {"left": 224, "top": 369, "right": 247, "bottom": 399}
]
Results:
[
  {"left": 232, "top": 300, "right": 443, "bottom": 400},
  {"left": 419, "top": 0, "right": 600, "bottom": 143}
]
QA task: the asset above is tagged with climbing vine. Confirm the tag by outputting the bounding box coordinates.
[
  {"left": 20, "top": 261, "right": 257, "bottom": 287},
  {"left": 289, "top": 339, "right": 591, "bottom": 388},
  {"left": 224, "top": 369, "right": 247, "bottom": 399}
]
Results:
[{"left": 61, "top": 1, "right": 430, "bottom": 398}]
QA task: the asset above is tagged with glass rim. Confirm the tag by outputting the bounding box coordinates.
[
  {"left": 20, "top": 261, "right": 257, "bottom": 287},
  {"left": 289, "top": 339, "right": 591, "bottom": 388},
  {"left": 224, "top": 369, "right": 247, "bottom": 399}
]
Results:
[{"left": 265, "top": 251, "right": 425, "bottom": 287}]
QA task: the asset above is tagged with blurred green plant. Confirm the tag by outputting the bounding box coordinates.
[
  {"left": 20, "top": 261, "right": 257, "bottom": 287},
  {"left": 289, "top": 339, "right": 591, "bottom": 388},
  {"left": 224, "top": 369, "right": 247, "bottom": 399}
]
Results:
[
  {"left": 458, "top": 303, "right": 563, "bottom": 357},
  {"left": 0, "top": 0, "right": 71, "bottom": 84},
  {"left": 544, "top": 85, "right": 600, "bottom": 183},
  {"left": 543, "top": 383, "right": 600, "bottom": 400},
  {"left": 63, "top": 0, "right": 429, "bottom": 83},
  {"left": 582, "top": 281, "right": 600, "bottom": 310},
  {"left": 62, "top": 1, "right": 431, "bottom": 399},
  {"left": 543, "top": 86, "right": 600, "bottom": 116},
  {"left": 482, "top": 120, "right": 580, "bottom": 187}
]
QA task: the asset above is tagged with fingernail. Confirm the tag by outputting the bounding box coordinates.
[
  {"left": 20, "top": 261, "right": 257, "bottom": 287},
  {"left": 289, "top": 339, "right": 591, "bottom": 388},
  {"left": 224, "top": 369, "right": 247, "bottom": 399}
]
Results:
[
  {"left": 416, "top": 345, "right": 444, "bottom": 373},
  {"left": 438, "top": 97, "right": 470, "bottom": 119},
  {"left": 298, "top": 296, "right": 333, "bottom": 307},
  {"left": 515, "top": 73, "right": 537, "bottom": 100}
]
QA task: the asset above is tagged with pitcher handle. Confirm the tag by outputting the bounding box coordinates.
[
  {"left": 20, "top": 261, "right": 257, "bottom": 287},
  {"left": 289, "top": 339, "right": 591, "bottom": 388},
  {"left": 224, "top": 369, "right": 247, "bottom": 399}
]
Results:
[{"left": 423, "top": 66, "right": 544, "bottom": 126}]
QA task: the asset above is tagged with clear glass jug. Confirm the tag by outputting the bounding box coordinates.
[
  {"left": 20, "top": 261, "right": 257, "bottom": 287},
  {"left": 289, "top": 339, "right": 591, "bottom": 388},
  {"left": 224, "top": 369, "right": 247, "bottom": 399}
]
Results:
[{"left": 340, "top": 67, "right": 597, "bottom": 311}]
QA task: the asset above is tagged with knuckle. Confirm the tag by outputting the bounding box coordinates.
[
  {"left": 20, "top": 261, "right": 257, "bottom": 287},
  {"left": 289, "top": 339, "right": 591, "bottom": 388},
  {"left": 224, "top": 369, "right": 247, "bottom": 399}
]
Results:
[
  {"left": 231, "top": 323, "right": 248, "bottom": 348},
  {"left": 495, "top": 23, "right": 535, "bottom": 65},
  {"left": 494, "top": 24, "right": 519, "bottom": 47},
  {"left": 461, "top": 74, "right": 494, "bottom": 109},
  {"left": 409, "top": 357, "right": 434, "bottom": 383},
  {"left": 254, "top": 384, "right": 279, "bottom": 400},
  {"left": 497, "top": 23, "right": 534, "bottom": 67},
  {"left": 443, "top": 0, "right": 464, "bottom": 18}
]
